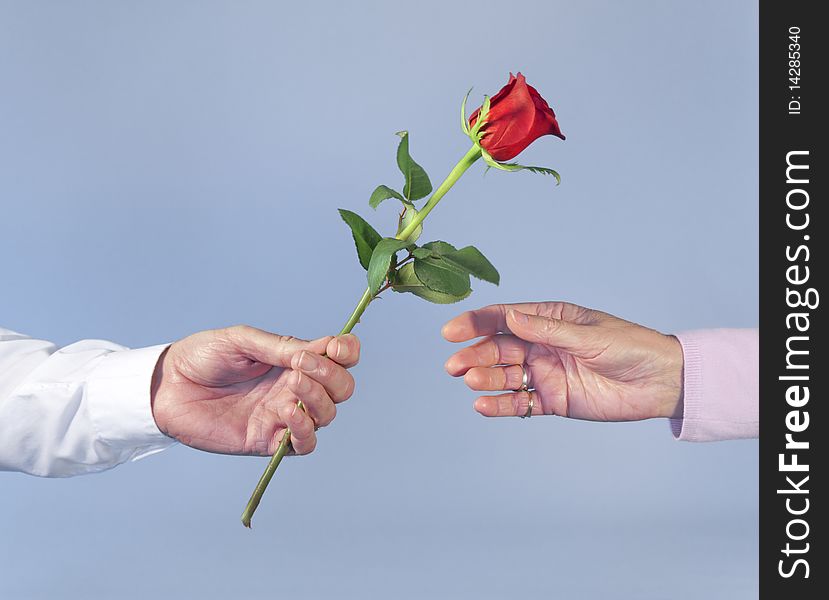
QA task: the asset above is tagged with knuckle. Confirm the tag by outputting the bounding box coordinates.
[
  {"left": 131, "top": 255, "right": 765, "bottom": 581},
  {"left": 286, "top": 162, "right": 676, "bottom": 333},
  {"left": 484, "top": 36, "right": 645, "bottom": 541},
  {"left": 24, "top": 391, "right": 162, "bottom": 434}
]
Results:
[
  {"left": 295, "top": 417, "right": 314, "bottom": 438},
  {"left": 316, "top": 362, "right": 331, "bottom": 379},
  {"left": 225, "top": 324, "right": 258, "bottom": 347},
  {"left": 278, "top": 334, "right": 300, "bottom": 346},
  {"left": 279, "top": 400, "right": 298, "bottom": 422},
  {"left": 488, "top": 341, "right": 501, "bottom": 365},
  {"left": 541, "top": 318, "right": 561, "bottom": 337},
  {"left": 507, "top": 366, "right": 520, "bottom": 388}
]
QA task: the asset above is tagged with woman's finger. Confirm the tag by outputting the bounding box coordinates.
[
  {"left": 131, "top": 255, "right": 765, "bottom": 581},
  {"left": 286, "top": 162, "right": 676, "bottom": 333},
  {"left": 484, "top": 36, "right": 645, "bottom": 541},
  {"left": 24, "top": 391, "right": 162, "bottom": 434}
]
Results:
[
  {"left": 444, "top": 335, "right": 529, "bottom": 376},
  {"left": 441, "top": 303, "right": 544, "bottom": 342},
  {"left": 463, "top": 364, "right": 529, "bottom": 392},
  {"left": 442, "top": 302, "right": 606, "bottom": 343},
  {"left": 473, "top": 391, "right": 547, "bottom": 418},
  {"left": 506, "top": 310, "right": 604, "bottom": 355}
]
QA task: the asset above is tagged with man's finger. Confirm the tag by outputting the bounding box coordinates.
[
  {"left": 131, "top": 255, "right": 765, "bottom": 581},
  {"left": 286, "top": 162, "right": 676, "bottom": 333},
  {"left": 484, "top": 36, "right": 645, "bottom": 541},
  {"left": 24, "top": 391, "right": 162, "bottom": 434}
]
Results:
[
  {"left": 273, "top": 384, "right": 317, "bottom": 456},
  {"left": 290, "top": 370, "right": 337, "bottom": 428},
  {"left": 226, "top": 325, "right": 330, "bottom": 368},
  {"left": 325, "top": 334, "right": 361, "bottom": 368},
  {"left": 291, "top": 351, "right": 355, "bottom": 403}
]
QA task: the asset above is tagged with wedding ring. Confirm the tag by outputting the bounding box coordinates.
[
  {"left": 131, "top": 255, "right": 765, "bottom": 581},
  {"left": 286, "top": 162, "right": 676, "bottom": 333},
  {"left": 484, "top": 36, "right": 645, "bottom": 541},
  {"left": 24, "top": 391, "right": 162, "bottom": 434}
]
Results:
[
  {"left": 520, "top": 390, "right": 534, "bottom": 419},
  {"left": 513, "top": 364, "right": 530, "bottom": 392}
]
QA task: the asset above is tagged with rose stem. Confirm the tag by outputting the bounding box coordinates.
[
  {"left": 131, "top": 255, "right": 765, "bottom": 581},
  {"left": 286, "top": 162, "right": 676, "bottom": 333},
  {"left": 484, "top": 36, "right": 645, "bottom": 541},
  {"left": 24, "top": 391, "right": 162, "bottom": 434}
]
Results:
[{"left": 241, "top": 144, "right": 482, "bottom": 528}]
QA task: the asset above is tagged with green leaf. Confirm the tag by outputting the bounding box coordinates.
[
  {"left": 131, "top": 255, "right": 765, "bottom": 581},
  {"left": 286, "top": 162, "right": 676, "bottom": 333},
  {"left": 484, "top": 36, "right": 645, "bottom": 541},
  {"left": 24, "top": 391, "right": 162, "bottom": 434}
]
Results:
[
  {"left": 444, "top": 246, "right": 500, "bottom": 285},
  {"left": 422, "top": 240, "right": 459, "bottom": 255},
  {"left": 481, "top": 149, "right": 561, "bottom": 185},
  {"left": 396, "top": 206, "right": 423, "bottom": 243},
  {"left": 369, "top": 185, "right": 406, "bottom": 209},
  {"left": 415, "top": 241, "right": 499, "bottom": 285},
  {"left": 391, "top": 263, "right": 472, "bottom": 304},
  {"left": 414, "top": 257, "right": 471, "bottom": 296},
  {"left": 367, "top": 238, "right": 411, "bottom": 294},
  {"left": 412, "top": 247, "right": 433, "bottom": 260},
  {"left": 395, "top": 131, "right": 432, "bottom": 201},
  {"left": 338, "top": 209, "right": 382, "bottom": 271}
]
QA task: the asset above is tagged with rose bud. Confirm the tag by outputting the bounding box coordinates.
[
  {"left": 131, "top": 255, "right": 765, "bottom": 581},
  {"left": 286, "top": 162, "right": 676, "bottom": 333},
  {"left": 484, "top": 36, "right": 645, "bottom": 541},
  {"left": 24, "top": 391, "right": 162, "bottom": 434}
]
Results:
[{"left": 469, "top": 72, "right": 565, "bottom": 161}]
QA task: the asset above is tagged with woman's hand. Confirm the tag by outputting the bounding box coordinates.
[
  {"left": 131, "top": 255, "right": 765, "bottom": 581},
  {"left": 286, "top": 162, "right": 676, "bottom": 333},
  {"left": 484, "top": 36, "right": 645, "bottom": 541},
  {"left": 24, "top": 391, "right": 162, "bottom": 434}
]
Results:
[
  {"left": 442, "top": 302, "right": 683, "bottom": 421},
  {"left": 150, "top": 326, "right": 359, "bottom": 456}
]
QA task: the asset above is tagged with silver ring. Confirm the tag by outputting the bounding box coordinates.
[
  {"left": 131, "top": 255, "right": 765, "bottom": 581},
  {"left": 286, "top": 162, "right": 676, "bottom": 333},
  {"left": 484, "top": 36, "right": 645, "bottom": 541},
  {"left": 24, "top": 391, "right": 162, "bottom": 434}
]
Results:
[
  {"left": 513, "top": 364, "right": 530, "bottom": 392},
  {"left": 520, "top": 390, "right": 534, "bottom": 419}
]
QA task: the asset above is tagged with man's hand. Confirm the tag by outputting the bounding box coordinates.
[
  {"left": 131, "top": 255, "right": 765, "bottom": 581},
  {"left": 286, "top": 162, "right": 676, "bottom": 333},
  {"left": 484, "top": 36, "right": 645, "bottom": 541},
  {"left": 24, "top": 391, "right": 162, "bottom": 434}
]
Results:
[
  {"left": 442, "top": 302, "right": 683, "bottom": 421},
  {"left": 150, "top": 326, "right": 360, "bottom": 456}
]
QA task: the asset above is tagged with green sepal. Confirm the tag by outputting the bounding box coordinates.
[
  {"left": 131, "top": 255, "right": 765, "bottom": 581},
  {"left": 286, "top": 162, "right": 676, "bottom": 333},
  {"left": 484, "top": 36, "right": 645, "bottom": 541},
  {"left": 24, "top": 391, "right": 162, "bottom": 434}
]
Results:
[
  {"left": 338, "top": 209, "right": 382, "bottom": 271},
  {"left": 369, "top": 185, "right": 407, "bottom": 209},
  {"left": 391, "top": 262, "right": 472, "bottom": 304},
  {"left": 367, "top": 238, "right": 412, "bottom": 294},
  {"left": 481, "top": 149, "right": 561, "bottom": 185},
  {"left": 397, "top": 206, "right": 423, "bottom": 243},
  {"left": 467, "top": 95, "right": 491, "bottom": 145},
  {"left": 460, "top": 88, "right": 473, "bottom": 135},
  {"left": 395, "top": 131, "right": 432, "bottom": 201}
]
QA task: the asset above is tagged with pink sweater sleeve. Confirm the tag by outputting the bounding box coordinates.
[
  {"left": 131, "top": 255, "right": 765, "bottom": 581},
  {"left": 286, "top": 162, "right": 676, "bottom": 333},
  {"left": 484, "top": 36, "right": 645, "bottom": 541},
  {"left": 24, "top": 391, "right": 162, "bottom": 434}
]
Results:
[{"left": 670, "top": 329, "right": 759, "bottom": 442}]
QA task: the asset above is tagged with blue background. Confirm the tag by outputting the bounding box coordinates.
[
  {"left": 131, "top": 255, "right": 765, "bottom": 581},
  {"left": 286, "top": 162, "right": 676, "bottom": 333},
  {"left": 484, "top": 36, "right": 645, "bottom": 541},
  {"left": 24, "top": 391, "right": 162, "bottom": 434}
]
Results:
[{"left": 1, "top": 1, "right": 758, "bottom": 598}]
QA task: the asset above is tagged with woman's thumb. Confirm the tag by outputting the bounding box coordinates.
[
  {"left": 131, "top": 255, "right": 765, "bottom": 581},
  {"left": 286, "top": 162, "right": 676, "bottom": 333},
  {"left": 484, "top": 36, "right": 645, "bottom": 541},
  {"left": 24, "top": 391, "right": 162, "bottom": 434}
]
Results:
[{"left": 506, "top": 309, "right": 597, "bottom": 353}]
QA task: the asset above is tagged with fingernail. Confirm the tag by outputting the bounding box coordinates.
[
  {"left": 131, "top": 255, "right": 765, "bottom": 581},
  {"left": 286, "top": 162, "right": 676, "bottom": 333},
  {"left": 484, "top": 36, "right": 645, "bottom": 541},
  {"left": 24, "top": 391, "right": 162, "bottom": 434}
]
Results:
[
  {"left": 293, "top": 370, "right": 308, "bottom": 391},
  {"left": 510, "top": 310, "right": 528, "bottom": 325},
  {"left": 333, "top": 339, "right": 343, "bottom": 359},
  {"left": 298, "top": 351, "right": 317, "bottom": 371},
  {"left": 291, "top": 403, "right": 299, "bottom": 417}
]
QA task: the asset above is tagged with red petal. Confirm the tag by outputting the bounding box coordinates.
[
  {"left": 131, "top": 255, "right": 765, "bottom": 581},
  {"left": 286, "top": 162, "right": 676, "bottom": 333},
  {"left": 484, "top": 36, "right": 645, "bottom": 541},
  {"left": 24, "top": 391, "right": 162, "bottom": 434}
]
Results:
[
  {"left": 481, "top": 74, "right": 538, "bottom": 156},
  {"left": 468, "top": 72, "right": 518, "bottom": 128}
]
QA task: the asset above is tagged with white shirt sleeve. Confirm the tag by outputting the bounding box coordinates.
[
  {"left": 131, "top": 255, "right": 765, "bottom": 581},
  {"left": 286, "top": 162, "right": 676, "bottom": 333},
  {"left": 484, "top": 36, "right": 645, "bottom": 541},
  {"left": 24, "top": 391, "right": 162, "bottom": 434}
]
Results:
[{"left": 1, "top": 327, "right": 177, "bottom": 477}]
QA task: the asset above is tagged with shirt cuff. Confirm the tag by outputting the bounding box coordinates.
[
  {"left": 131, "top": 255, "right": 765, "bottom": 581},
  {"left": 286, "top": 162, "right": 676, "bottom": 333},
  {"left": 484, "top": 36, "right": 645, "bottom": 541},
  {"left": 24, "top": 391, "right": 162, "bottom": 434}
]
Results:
[
  {"left": 669, "top": 329, "right": 759, "bottom": 442},
  {"left": 669, "top": 333, "right": 703, "bottom": 441},
  {"left": 85, "top": 344, "right": 177, "bottom": 460}
]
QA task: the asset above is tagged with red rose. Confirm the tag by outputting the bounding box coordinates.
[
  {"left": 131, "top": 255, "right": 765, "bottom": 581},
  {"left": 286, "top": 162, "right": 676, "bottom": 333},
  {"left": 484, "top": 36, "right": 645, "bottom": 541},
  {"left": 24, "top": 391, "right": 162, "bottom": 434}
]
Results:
[{"left": 468, "top": 72, "right": 565, "bottom": 161}]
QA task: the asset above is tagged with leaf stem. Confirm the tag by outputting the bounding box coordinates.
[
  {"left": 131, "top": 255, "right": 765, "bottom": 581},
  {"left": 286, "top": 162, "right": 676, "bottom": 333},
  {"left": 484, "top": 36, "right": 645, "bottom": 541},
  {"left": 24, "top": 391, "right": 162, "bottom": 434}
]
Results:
[{"left": 240, "top": 144, "right": 482, "bottom": 528}]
